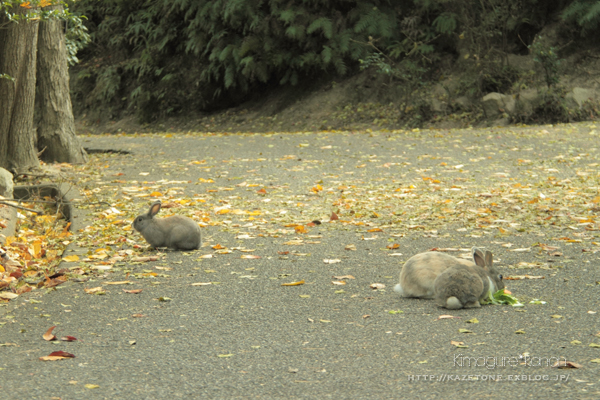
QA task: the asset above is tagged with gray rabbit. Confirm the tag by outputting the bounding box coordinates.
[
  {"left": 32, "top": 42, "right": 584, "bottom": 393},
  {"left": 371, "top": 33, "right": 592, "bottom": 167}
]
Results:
[
  {"left": 433, "top": 248, "right": 504, "bottom": 309},
  {"left": 132, "top": 201, "right": 201, "bottom": 250},
  {"left": 394, "top": 251, "right": 477, "bottom": 299}
]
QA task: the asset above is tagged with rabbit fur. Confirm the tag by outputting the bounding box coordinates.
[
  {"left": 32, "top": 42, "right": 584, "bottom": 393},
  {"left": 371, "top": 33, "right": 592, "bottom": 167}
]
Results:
[
  {"left": 132, "top": 201, "right": 201, "bottom": 250},
  {"left": 394, "top": 251, "right": 476, "bottom": 299},
  {"left": 433, "top": 248, "right": 504, "bottom": 309}
]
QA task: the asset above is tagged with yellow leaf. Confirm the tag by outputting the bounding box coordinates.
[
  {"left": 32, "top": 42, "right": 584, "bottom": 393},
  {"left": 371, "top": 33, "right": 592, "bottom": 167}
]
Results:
[
  {"left": 150, "top": 191, "right": 163, "bottom": 197},
  {"left": 63, "top": 255, "right": 79, "bottom": 262},
  {"left": 85, "top": 384, "right": 100, "bottom": 389},
  {"left": 294, "top": 225, "right": 308, "bottom": 234},
  {"left": 281, "top": 280, "right": 305, "bottom": 286}
]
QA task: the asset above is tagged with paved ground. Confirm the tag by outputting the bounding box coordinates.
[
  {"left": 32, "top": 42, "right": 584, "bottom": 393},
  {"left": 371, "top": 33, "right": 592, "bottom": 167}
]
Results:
[{"left": 1, "top": 123, "right": 600, "bottom": 399}]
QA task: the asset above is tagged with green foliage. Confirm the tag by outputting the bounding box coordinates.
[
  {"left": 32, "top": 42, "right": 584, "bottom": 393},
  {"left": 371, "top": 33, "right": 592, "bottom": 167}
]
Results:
[
  {"left": 71, "top": 0, "right": 401, "bottom": 121},
  {"left": 562, "top": 0, "right": 600, "bottom": 36},
  {"left": 65, "top": 14, "right": 90, "bottom": 65},
  {"left": 529, "top": 36, "right": 561, "bottom": 88}
]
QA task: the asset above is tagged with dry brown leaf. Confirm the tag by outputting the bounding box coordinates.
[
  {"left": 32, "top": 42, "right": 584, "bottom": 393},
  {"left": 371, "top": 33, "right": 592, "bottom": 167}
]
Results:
[
  {"left": 553, "top": 360, "right": 583, "bottom": 369},
  {"left": 332, "top": 281, "right": 346, "bottom": 285},
  {"left": 130, "top": 256, "right": 160, "bottom": 262},
  {"left": 43, "top": 326, "right": 57, "bottom": 341},
  {"left": 123, "top": 289, "right": 143, "bottom": 294},
  {"left": 370, "top": 283, "right": 385, "bottom": 290},
  {"left": 333, "top": 275, "right": 355, "bottom": 280},
  {"left": 105, "top": 281, "right": 133, "bottom": 285},
  {"left": 84, "top": 287, "right": 104, "bottom": 294},
  {"left": 437, "top": 315, "right": 460, "bottom": 320}
]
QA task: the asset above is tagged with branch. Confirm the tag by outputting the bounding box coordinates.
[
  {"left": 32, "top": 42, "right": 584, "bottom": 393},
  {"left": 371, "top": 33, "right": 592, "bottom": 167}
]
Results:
[{"left": 0, "top": 201, "right": 42, "bottom": 214}]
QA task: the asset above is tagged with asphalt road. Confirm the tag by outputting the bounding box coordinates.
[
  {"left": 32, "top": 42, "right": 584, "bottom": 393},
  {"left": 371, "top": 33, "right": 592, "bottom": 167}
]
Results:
[{"left": 1, "top": 123, "right": 599, "bottom": 399}]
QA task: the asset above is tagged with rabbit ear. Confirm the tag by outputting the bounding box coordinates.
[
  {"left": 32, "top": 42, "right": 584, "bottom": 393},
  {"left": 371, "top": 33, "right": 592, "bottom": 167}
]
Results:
[
  {"left": 472, "top": 248, "right": 486, "bottom": 267},
  {"left": 484, "top": 251, "right": 493, "bottom": 267},
  {"left": 148, "top": 201, "right": 161, "bottom": 217}
]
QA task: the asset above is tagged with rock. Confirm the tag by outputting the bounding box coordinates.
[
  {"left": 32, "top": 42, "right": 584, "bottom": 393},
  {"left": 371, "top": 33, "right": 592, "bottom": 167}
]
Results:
[
  {"left": 482, "top": 93, "right": 516, "bottom": 119},
  {"left": 565, "top": 87, "right": 595, "bottom": 108},
  {"left": 429, "top": 98, "right": 447, "bottom": 113},
  {"left": 454, "top": 96, "right": 472, "bottom": 110},
  {"left": 515, "top": 88, "right": 540, "bottom": 115},
  {"left": 431, "top": 83, "right": 448, "bottom": 98},
  {"left": 507, "top": 54, "right": 535, "bottom": 71},
  {"left": 0, "top": 168, "right": 13, "bottom": 199}
]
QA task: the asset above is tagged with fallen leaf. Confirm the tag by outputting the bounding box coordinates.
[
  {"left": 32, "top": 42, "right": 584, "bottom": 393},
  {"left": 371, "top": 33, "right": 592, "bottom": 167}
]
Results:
[
  {"left": 60, "top": 336, "right": 77, "bottom": 342},
  {"left": 553, "top": 360, "right": 582, "bottom": 369},
  {"left": 344, "top": 244, "right": 356, "bottom": 251},
  {"left": 466, "top": 318, "right": 479, "bottom": 324},
  {"left": 105, "top": 281, "right": 132, "bottom": 285},
  {"left": 332, "top": 281, "right": 346, "bottom": 285},
  {"left": 515, "top": 329, "right": 526, "bottom": 334},
  {"left": 123, "top": 289, "right": 143, "bottom": 294},
  {"left": 330, "top": 212, "right": 339, "bottom": 221},
  {"left": 191, "top": 282, "right": 212, "bottom": 286},
  {"left": 459, "top": 329, "right": 474, "bottom": 334},
  {"left": 437, "top": 315, "right": 460, "bottom": 320},
  {"left": 386, "top": 243, "right": 400, "bottom": 249},
  {"left": 0, "top": 292, "right": 18, "bottom": 300},
  {"left": 43, "top": 326, "right": 57, "bottom": 341},
  {"left": 323, "top": 259, "right": 341, "bottom": 264},
  {"left": 62, "top": 255, "right": 79, "bottom": 262},
  {"left": 369, "top": 283, "right": 385, "bottom": 290},
  {"left": 84, "top": 384, "right": 100, "bottom": 389},
  {"left": 294, "top": 225, "right": 308, "bottom": 234},
  {"left": 84, "top": 287, "right": 104, "bottom": 295},
  {"left": 241, "top": 255, "right": 261, "bottom": 259},
  {"left": 39, "top": 351, "right": 75, "bottom": 361},
  {"left": 451, "top": 341, "right": 468, "bottom": 348},
  {"left": 281, "top": 280, "right": 305, "bottom": 286},
  {"left": 333, "top": 275, "right": 355, "bottom": 280}
]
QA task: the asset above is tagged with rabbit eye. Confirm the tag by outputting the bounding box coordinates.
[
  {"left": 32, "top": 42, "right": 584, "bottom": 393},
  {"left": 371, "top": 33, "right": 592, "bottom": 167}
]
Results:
[
  {"left": 137, "top": 217, "right": 143, "bottom": 222},
  {"left": 499, "top": 274, "right": 503, "bottom": 280}
]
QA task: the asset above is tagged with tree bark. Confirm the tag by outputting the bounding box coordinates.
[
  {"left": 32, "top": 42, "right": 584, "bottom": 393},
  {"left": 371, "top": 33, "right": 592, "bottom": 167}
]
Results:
[
  {"left": 0, "top": 6, "right": 40, "bottom": 174},
  {"left": 36, "top": 4, "right": 87, "bottom": 164}
]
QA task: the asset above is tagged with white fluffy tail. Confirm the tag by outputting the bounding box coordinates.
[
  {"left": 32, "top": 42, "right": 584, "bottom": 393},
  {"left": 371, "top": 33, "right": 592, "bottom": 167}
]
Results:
[
  {"left": 446, "top": 296, "right": 463, "bottom": 309},
  {"left": 394, "top": 284, "right": 404, "bottom": 296}
]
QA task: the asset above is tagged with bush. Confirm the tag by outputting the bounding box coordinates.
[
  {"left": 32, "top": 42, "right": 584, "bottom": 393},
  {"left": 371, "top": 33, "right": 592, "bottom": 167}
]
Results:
[{"left": 71, "top": 0, "right": 401, "bottom": 122}]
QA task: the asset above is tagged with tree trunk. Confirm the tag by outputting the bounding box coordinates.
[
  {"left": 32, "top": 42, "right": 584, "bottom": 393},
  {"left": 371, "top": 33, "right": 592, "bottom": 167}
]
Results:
[
  {"left": 36, "top": 4, "right": 87, "bottom": 164},
  {"left": 0, "top": 6, "right": 40, "bottom": 174}
]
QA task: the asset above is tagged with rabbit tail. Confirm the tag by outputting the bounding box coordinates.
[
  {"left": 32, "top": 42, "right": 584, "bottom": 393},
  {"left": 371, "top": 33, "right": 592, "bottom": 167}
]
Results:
[
  {"left": 446, "top": 296, "right": 463, "bottom": 309},
  {"left": 393, "top": 283, "right": 404, "bottom": 296}
]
